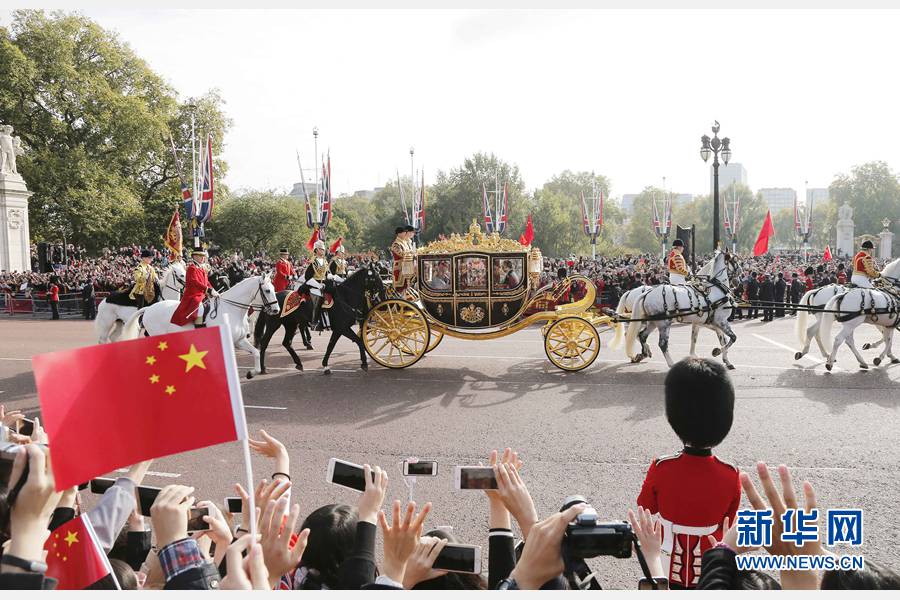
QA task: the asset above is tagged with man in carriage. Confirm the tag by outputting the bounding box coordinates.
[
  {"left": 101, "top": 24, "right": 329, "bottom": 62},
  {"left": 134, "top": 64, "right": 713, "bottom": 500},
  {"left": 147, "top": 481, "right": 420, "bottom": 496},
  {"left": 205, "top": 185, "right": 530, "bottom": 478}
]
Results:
[
  {"left": 129, "top": 248, "right": 159, "bottom": 308},
  {"left": 273, "top": 247, "right": 295, "bottom": 293},
  {"left": 851, "top": 240, "right": 880, "bottom": 288},
  {"left": 667, "top": 239, "right": 690, "bottom": 285},
  {"left": 171, "top": 245, "right": 219, "bottom": 328}
]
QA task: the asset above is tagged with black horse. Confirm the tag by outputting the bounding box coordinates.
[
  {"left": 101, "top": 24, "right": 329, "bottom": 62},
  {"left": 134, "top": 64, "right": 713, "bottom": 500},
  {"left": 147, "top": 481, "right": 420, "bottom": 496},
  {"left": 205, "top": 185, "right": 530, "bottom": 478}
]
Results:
[{"left": 254, "top": 266, "right": 386, "bottom": 375}]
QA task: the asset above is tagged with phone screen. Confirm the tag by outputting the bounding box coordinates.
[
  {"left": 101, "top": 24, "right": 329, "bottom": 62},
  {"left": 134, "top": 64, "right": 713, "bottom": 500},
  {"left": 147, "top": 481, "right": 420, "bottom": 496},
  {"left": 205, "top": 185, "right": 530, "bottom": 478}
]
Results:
[
  {"left": 187, "top": 507, "right": 210, "bottom": 532},
  {"left": 90, "top": 477, "right": 116, "bottom": 495},
  {"left": 225, "top": 497, "right": 243, "bottom": 514},
  {"left": 17, "top": 418, "right": 35, "bottom": 437},
  {"left": 433, "top": 544, "right": 479, "bottom": 573},
  {"left": 137, "top": 485, "right": 162, "bottom": 517},
  {"left": 404, "top": 461, "right": 437, "bottom": 476},
  {"left": 457, "top": 466, "right": 497, "bottom": 490},
  {"left": 329, "top": 459, "right": 370, "bottom": 492}
]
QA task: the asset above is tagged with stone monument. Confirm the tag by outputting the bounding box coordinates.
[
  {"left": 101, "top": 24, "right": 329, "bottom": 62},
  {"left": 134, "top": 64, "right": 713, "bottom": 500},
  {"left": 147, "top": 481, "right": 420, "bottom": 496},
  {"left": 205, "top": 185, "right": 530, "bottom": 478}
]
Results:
[
  {"left": 835, "top": 202, "right": 854, "bottom": 258},
  {"left": 0, "top": 123, "right": 32, "bottom": 273},
  {"left": 879, "top": 218, "right": 894, "bottom": 260}
]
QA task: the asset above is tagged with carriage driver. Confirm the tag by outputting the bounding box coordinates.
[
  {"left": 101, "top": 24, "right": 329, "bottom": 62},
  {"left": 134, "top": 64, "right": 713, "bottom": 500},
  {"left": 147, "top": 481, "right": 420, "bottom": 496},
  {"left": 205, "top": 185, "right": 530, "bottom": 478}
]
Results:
[
  {"left": 391, "top": 225, "right": 415, "bottom": 292},
  {"left": 170, "top": 245, "right": 219, "bottom": 328},
  {"left": 304, "top": 239, "right": 330, "bottom": 330},
  {"left": 667, "top": 239, "right": 690, "bottom": 285},
  {"left": 851, "top": 240, "right": 880, "bottom": 288},
  {"left": 129, "top": 249, "right": 158, "bottom": 308}
]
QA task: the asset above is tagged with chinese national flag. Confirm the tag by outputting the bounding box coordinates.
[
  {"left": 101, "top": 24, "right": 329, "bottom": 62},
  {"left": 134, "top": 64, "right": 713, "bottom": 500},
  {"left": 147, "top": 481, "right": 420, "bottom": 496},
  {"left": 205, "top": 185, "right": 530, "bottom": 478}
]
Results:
[
  {"left": 824, "top": 245, "right": 833, "bottom": 261},
  {"left": 518, "top": 214, "right": 534, "bottom": 246},
  {"left": 45, "top": 515, "right": 113, "bottom": 589},
  {"left": 32, "top": 326, "right": 246, "bottom": 490},
  {"left": 752, "top": 210, "right": 776, "bottom": 256}
]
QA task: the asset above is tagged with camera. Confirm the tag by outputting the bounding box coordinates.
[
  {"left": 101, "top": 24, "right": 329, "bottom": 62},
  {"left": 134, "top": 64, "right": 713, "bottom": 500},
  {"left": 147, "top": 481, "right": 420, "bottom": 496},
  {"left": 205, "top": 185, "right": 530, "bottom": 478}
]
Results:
[{"left": 561, "top": 495, "right": 633, "bottom": 560}]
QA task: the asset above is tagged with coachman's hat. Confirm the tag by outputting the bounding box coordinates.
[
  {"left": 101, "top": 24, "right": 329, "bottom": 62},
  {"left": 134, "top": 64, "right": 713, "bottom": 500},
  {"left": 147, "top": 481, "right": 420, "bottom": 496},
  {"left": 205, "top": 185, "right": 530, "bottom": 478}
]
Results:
[
  {"left": 395, "top": 226, "right": 406, "bottom": 235},
  {"left": 404, "top": 225, "right": 416, "bottom": 232},
  {"left": 672, "top": 239, "right": 684, "bottom": 248},
  {"left": 140, "top": 249, "right": 154, "bottom": 258},
  {"left": 191, "top": 245, "right": 208, "bottom": 257},
  {"left": 862, "top": 240, "right": 874, "bottom": 250},
  {"left": 280, "top": 248, "right": 289, "bottom": 254}
]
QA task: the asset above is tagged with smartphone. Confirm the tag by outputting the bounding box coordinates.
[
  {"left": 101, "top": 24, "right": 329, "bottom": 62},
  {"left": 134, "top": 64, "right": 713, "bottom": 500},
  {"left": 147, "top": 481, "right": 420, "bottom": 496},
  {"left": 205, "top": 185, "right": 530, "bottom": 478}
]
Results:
[
  {"left": 432, "top": 543, "right": 482, "bottom": 574},
  {"left": 225, "top": 496, "right": 243, "bottom": 514},
  {"left": 90, "top": 477, "right": 116, "bottom": 495},
  {"left": 454, "top": 466, "right": 497, "bottom": 490},
  {"left": 137, "top": 485, "right": 162, "bottom": 517},
  {"left": 78, "top": 481, "right": 89, "bottom": 491},
  {"left": 17, "top": 418, "right": 35, "bottom": 437},
  {"left": 403, "top": 460, "right": 438, "bottom": 477},
  {"left": 187, "top": 507, "right": 210, "bottom": 532},
  {"left": 0, "top": 445, "right": 22, "bottom": 488},
  {"left": 326, "top": 458, "right": 373, "bottom": 492}
]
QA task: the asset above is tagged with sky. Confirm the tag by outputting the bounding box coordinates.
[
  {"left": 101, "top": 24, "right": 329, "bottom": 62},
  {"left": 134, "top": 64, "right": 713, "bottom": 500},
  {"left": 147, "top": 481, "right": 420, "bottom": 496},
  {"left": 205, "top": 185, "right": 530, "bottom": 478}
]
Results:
[{"left": 8, "top": 9, "right": 900, "bottom": 199}]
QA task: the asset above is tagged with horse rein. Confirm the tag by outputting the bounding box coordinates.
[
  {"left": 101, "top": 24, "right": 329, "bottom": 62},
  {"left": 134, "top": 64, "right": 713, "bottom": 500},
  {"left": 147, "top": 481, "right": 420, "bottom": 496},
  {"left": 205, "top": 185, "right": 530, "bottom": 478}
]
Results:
[{"left": 221, "top": 280, "right": 279, "bottom": 313}]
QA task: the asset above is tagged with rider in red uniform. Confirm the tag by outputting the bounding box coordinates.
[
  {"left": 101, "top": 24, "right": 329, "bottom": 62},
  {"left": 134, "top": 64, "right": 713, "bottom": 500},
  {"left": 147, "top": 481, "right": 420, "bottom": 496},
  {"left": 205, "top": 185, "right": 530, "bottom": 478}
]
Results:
[
  {"left": 171, "top": 246, "right": 218, "bottom": 327},
  {"left": 273, "top": 248, "right": 295, "bottom": 293}
]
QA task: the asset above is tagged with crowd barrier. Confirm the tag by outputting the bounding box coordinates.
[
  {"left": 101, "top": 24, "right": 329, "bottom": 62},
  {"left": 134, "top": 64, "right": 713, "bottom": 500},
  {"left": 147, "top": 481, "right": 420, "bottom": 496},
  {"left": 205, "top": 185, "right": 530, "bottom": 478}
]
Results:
[{"left": 4, "top": 292, "right": 109, "bottom": 316}]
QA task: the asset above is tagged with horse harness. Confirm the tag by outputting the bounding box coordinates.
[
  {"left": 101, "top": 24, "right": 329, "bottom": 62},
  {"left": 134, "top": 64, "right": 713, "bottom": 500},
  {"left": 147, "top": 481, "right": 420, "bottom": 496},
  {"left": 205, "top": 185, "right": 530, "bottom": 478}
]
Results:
[{"left": 834, "top": 285, "right": 900, "bottom": 326}]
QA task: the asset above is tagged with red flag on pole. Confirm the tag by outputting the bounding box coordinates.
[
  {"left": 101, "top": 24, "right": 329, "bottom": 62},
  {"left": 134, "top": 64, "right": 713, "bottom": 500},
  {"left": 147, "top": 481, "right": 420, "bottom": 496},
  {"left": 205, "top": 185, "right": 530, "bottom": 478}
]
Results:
[
  {"left": 32, "top": 326, "right": 246, "bottom": 490},
  {"left": 518, "top": 214, "right": 534, "bottom": 246},
  {"left": 45, "top": 515, "right": 114, "bottom": 589},
  {"left": 752, "top": 210, "right": 776, "bottom": 257},
  {"left": 823, "top": 245, "right": 833, "bottom": 261}
]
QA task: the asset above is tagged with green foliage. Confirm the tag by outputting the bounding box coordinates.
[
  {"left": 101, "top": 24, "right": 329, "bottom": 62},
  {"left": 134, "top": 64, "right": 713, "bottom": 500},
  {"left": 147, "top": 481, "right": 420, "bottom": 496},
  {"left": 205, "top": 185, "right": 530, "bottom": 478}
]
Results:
[
  {"left": 0, "top": 10, "right": 230, "bottom": 250},
  {"left": 829, "top": 161, "right": 900, "bottom": 239}
]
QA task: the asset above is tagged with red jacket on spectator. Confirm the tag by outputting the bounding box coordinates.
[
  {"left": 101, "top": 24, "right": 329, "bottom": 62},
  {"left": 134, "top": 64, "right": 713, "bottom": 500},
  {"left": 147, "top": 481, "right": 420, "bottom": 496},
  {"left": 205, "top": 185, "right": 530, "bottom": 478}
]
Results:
[{"left": 49, "top": 284, "right": 59, "bottom": 302}]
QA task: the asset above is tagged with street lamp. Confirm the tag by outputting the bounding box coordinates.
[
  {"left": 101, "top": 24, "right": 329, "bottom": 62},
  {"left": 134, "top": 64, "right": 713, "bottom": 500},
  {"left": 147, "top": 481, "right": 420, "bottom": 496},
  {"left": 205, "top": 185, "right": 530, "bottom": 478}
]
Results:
[{"left": 700, "top": 121, "right": 731, "bottom": 252}]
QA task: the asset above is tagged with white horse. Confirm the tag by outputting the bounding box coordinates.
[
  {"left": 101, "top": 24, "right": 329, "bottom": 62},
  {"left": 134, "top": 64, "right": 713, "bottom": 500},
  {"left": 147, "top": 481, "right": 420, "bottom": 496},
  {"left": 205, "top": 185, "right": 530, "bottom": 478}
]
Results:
[
  {"left": 119, "top": 274, "right": 280, "bottom": 377},
  {"left": 94, "top": 261, "right": 187, "bottom": 344},
  {"left": 793, "top": 284, "right": 846, "bottom": 360},
  {"left": 609, "top": 285, "right": 653, "bottom": 350},
  {"left": 821, "top": 258, "right": 900, "bottom": 371},
  {"left": 625, "top": 251, "right": 741, "bottom": 369}
]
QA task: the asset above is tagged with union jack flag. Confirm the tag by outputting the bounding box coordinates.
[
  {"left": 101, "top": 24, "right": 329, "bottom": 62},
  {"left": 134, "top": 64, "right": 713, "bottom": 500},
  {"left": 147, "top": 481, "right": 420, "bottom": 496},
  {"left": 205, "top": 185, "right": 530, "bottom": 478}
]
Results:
[
  {"left": 482, "top": 183, "right": 494, "bottom": 233},
  {"left": 496, "top": 182, "right": 509, "bottom": 234},
  {"left": 319, "top": 153, "right": 332, "bottom": 228},
  {"left": 197, "top": 134, "right": 214, "bottom": 223},
  {"left": 580, "top": 191, "right": 591, "bottom": 236},
  {"left": 413, "top": 170, "right": 425, "bottom": 232}
]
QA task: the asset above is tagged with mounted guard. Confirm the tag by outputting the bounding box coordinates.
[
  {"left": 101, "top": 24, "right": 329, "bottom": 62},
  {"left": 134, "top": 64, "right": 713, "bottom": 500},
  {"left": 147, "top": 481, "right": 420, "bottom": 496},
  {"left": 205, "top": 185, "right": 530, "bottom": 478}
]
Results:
[
  {"left": 667, "top": 239, "right": 690, "bottom": 285},
  {"left": 129, "top": 249, "right": 159, "bottom": 308},
  {"left": 305, "top": 239, "right": 331, "bottom": 331},
  {"left": 329, "top": 238, "right": 349, "bottom": 281},
  {"left": 170, "top": 245, "right": 219, "bottom": 328},
  {"left": 851, "top": 240, "right": 880, "bottom": 288}
]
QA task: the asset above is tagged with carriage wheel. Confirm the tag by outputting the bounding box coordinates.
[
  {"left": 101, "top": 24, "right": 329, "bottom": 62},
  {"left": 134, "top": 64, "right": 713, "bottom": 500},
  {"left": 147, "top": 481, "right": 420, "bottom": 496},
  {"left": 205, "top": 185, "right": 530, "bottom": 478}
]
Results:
[
  {"left": 363, "top": 299, "right": 430, "bottom": 369},
  {"left": 544, "top": 316, "right": 601, "bottom": 372},
  {"left": 426, "top": 329, "right": 444, "bottom": 353}
]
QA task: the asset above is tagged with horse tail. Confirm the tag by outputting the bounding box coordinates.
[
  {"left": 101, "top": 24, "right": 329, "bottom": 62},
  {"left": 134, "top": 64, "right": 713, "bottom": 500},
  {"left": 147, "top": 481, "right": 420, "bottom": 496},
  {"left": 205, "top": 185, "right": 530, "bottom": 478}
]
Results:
[
  {"left": 820, "top": 294, "right": 841, "bottom": 350},
  {"left": 795, "top": 288, "right": 815, "bottom": 344},
  {"left": 609, "top": 291, "right": 631, "bottom": 350},
  {"left": 94, "top": 299, "right": 111, "bottom": 343},
  {"left": 625, "top": 292, "right": 647, "bottom": 358},
  {"left": 120, "top": 307, "right": 147, "bottom": 341}
]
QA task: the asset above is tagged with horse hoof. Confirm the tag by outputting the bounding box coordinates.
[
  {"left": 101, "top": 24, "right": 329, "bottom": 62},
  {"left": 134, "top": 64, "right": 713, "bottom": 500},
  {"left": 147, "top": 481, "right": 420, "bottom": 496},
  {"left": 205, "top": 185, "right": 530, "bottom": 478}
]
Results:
[
  {"left": 859, "top": 364, "right": 869, "bottom": 370},
  {"left": 892, "top": 358, "right": 900, "bottom": 364},
  {"left": 726, "top": 363, "right": 736, "bottom": 370},
  {"left": 825, "top": 363, "right": 832, "bottom": 372},
  {"left": 361, "top": 363, "right": 368, "bottom": 372},
  {"left": 246, "top": 371, "right": 254, "bottom": 380},
  {"left": 295, "top": 364, "right": 303, "bottom": 371},
  {"left": 259, "top": 368, "right": 267, "bottom": 375},
  {"left": 711, "top": 347, "right": 722, "bottom": 357},
  {"left": 323, "top": 367, "right": 332, "bottom": 375},
  {"left": 862, "top": 343, "right": 871, "bottom": 350},
  {"left": 305, "top": 344, "right": 314, "bottom": 350},
  {"left": 794, "top": 352, "right": 803, "bottom": 360},
  {"left": 873, "top": 357, "right": 882, "bottom": 366}
]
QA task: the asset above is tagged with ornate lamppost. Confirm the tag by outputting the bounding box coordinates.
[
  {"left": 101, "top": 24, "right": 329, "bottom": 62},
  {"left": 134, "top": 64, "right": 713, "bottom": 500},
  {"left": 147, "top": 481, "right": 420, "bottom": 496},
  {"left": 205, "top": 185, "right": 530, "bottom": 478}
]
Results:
[{"left": 700, "top": 121, "right": 731, "bottom": 252}]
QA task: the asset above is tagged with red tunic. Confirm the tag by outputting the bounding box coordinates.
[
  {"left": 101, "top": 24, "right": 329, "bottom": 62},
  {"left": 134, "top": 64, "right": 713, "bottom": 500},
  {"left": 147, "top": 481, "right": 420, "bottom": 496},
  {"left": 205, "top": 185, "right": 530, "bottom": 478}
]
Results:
[
  {"left": 49, "top": 284, "right": 59, "bottom": 302},
  {"left": 273, "top": 258, "right": 295, "bottom": 292},
  {"left": 170, "top": 263, "right": 211, "bottom": 326},
  {"left": 637, "top": 450, "right": 740, "bottom": 588}
]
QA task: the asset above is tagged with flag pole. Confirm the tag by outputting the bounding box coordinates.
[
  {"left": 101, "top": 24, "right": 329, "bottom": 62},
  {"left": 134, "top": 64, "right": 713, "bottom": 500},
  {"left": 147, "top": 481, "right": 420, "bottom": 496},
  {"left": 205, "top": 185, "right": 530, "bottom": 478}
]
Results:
[{"left": 190, "top": 110, "right": 199, "bottom": 248}]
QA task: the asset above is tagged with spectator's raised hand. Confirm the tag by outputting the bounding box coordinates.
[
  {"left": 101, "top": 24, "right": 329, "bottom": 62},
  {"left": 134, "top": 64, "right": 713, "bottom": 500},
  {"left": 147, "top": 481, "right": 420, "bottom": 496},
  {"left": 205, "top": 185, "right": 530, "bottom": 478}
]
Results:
[
  {"left": 248, "top": 429, "right": 290, "bottom": 478},
  {"left": 628, "top": 506, "right": 664, "bottom": 578},
  {"left": 378, "top": 500, "right": 432, "bottom": 584},
  {"left": 30, "top": 417, "right": 48, "bottom": 445},
  {"left": 509, "top": 503, "right": 586, "bottom": 590},
  {"left": 492, "top": 456, "right": 538, "bottom": 538},
  {"left": 358, "top": 464, "right": 388, "bottom": 524},
  {"left": 220, "top": 535, "right": 271, "bottom": 591},
  {"left": 150, "top": 484, "right": 195, "bottom": 548},
  {"left": 259, "top": 495, "right": 310, "bottom": 589},
  {"left": 195, "top": 500, "right": 234, "bottom": 549},
  {"left": 6, "top": 444, "right": 62, "bottom": 564},
  {"left": 402, "top": 536, "right": 449, "bottom": 589},
  {"left": 0, "top": 404, "right": 25, "bottom": 429},
  {"left": 705, "top": 515, "right": 756, "bottom": 554}
]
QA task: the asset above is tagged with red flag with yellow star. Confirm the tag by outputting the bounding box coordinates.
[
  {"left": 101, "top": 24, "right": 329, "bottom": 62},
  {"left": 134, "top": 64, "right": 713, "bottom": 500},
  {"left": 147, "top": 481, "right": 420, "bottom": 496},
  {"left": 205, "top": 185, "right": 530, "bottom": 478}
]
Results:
[
  {"left": 31, "top": 325, "right": 246, "bottom": 490},
  {"left": 44, "top": 515, "right": 114, "bottom": 589}
]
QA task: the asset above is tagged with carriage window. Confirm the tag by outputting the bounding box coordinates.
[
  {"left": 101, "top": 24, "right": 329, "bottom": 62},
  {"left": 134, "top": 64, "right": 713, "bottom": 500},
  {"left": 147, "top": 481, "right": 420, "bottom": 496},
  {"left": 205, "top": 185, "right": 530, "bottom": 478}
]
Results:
[
  {"left": 493, "top": 258, "right": 524, "bottom": 291},
  {"left": 456, "top": 256, "right": 488, "bottom": 291},
  {"left": 422, "top": 259, "right": 452, "bottom": 291}
]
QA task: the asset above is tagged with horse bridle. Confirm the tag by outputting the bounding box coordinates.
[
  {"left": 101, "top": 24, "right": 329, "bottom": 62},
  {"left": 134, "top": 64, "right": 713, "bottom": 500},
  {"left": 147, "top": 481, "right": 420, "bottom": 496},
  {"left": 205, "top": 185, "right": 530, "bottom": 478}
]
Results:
[
  {"left": 163, "top": 271, "right": 185, "bottom": 296},
  {"left": 221, "top": 280, "right": 279, "bottom": 313}
]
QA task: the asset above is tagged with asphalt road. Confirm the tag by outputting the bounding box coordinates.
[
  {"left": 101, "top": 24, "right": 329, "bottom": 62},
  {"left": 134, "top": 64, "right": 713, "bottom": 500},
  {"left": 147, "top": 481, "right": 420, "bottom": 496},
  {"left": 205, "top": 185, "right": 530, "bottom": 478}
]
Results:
[{"left": 1, "top": 313, "right": 898, "bottom": 588}]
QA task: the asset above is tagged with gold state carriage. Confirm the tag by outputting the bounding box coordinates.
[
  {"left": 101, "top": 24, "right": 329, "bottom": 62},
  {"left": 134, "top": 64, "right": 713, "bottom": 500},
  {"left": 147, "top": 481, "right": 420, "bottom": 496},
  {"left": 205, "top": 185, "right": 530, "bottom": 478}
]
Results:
[{"left": 361, "top": 221, "right": 613, "bottom": 371}]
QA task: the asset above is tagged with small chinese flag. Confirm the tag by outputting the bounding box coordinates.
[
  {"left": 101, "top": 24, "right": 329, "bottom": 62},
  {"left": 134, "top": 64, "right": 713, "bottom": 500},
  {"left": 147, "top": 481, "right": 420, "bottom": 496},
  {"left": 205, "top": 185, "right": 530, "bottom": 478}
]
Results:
[
  {"left": 518, "top": 214, "right": 534, "bottom": 246},
  {"left": 44, "top": 515, "right": 113, "bottom": 589},
  {"left": 32, "top": 326, "right": 246, "bottom": 490},
  {"left": 823, "top": 245, "right": 833, "bottom": 261}
]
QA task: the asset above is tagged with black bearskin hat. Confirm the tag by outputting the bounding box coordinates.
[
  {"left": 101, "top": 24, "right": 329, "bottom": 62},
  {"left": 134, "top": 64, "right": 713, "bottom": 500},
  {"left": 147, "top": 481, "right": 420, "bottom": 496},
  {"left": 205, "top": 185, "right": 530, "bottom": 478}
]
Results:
[{"left": 665, "top": 358, "right": 734, "bottom": 448}]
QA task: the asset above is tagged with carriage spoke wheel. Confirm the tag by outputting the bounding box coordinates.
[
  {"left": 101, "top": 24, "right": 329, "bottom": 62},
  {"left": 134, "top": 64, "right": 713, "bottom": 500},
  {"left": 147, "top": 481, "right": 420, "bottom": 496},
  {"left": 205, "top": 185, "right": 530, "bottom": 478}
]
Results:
[
  {"left": 426, "top": 329, "right": 444, "bottom": 353},
  {"left": 363, "top": 299, "right": 430, "bottom": 369},
  {"left": 544, "top": 316, "right": 601, "bottom": 372}
]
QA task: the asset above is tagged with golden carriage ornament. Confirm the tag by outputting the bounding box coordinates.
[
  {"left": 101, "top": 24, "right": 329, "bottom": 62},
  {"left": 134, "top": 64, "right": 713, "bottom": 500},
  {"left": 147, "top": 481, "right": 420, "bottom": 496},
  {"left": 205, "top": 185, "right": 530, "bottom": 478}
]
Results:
[{"left": 361, "top": 220, "right": 613, "bottom": 371}]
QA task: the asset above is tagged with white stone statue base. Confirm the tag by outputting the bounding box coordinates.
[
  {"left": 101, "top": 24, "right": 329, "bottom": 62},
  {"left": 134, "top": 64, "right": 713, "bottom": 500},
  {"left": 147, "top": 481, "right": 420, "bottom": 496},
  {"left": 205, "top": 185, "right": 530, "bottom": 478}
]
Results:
[
  {"left": 836, "top": 222, "right": 854, "bottom": 258},
  {"left": 880, "top": 230, "right": 894, "bottom": 261},
  {"left": 0, "top": 173, "right": 33, "bottom": 273}
]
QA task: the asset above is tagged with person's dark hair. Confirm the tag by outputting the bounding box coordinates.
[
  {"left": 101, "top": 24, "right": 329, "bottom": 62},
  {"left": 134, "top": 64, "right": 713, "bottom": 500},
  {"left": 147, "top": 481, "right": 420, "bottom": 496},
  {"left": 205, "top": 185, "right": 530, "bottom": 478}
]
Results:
[
  {"left": 297, "top": 504, "right": 358, "bottom": 589},
  {"left": 85, "top": 558, "right": 139, "bottom": 590},
  {"left": 820, "top": 561, "right": 900, "bottom": 590},
  {"left": 736, "top": 569, "right": 781, "bottom": 590},
  {"left": 411, "top": 529, "right": 487, "bottom": 590},
  {"left": 665, "top": 358, "right": 734, "bottom": 448}
]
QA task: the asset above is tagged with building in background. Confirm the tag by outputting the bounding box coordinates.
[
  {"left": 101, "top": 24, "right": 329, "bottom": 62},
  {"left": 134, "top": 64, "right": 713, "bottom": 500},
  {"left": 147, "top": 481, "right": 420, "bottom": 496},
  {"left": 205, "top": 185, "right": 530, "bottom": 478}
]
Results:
[
  {"left": 621, "top": 194, "right": 639, "bottom": 214},
  {"left": 806, "top": 187, "right": 829, "bottom": 205},
  {"left": 619, "top": 192, "right": 694, "bottom": 215},
  {"left": 711, "top": 163, "right": 748, "bottom": 195},
  {"left": 759, "top": 187, "right": 797, "bottom": 214}
]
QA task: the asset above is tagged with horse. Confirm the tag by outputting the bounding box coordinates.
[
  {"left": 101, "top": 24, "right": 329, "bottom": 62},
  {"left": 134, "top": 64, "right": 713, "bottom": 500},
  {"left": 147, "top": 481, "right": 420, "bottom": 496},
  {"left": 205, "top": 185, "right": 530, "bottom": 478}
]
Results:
[
  {"left": 94, "top": 261, "right": 187, "bottom": 344},
  {"left": 253, "top": 289, "right": 314, "bottom": 374},
  {"left": 792, "top": 284, "right": 847, "bottom": 360},
  {"left": 609, "top": 285, "right": 653, "bottom": 350},
  {"left": 319, "top": 266, "right": 387, "bottom": 374},
  {"left": 119, "top": 274, "right": 280, "bottom": 378},
  {"left": 624, "top": 251, "right": 741, "bottom": 369},
  {"left": 821, "top": 258, "right": 900, "bottom": 371}
]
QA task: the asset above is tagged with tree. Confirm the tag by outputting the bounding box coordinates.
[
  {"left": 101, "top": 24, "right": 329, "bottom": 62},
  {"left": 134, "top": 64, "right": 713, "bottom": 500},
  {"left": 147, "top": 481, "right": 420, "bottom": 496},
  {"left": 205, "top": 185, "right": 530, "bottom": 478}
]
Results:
[
  {"left": 624, "top": 187, "right": 668, "bottom": 254},
  {"left": 829, "top": 161, "right": 900, "bottom": 240},
  {"left": 0, "top": 10, "right": 230, "bottom": 250}
]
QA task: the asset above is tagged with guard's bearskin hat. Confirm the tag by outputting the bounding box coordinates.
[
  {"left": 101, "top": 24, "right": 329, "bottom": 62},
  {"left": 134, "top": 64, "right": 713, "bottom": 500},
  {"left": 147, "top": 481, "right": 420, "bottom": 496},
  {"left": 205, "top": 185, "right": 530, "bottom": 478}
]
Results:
[
  {"left": 837, "top": 263, "right": 845, "bottom": 271},
  {"left": 665, "top": 358, "right": 734, "bottom": 448},
  {"left": 672, "top": 239, "right": 684, "bottom": 248},
  {"left": 804, "top": 266, "right": 814, "bottom": 275},
  {"left": 862, "top": 240, "right": 874, "bottom": 250},
  {"left": 140, "top": 249, "right": 154, "bottom": 258}
]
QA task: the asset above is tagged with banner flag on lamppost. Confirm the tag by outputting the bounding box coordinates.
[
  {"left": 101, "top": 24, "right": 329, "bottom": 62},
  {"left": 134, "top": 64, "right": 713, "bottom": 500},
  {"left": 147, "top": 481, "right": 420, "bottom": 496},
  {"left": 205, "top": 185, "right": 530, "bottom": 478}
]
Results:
[{"left": 482, "top": 183, "right": 495, "bottom": 233}]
